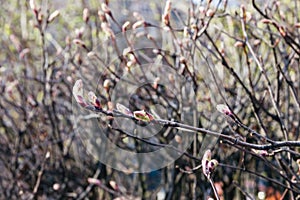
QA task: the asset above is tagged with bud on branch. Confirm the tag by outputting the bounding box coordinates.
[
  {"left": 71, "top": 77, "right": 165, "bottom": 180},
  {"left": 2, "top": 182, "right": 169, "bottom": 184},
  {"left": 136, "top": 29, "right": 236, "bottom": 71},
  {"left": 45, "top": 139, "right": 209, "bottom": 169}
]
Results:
[{"left": 133, "top": 110, "right": 154, "bottom": 122}]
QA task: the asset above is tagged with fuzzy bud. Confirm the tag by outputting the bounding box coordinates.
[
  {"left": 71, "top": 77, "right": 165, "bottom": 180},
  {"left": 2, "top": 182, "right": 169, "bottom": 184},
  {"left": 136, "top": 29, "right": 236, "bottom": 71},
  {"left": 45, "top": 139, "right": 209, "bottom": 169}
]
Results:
[
  {"left": 202, "top": 150, "right": 218, "bottom": 178},
  {"left": 234, "top": 41, "right": 244, "bottom": 48},
  {"left": 75, "top": 27, "right": 84, "bottom": 39},
  {"left": 202, "top": 149, "right": 211, "bottom": 176},
  {"left": 98, "top": 10, "right": 107, "bottom": 22},
  {"left": 260, "top": 19, "right": 272, "bottom": 24},
  {"left": 75, "top": 94, "right": 88, "bottom": 107},
  {"left": 29, "top": 0, "right": 36, "bottom": 11},
  {"left": 153, "top": 77, "right": 160, "bottom": 89},
  {"left": 101, "top": 23, "right": 115, "bottom": 39},
  {"left": 37, "top": 12, "right": 43, "bottom": 24},
  {"left": 216, "top": 104, "right": 232, "bottom": 116},
  {"left": 73, "top": 79, "right": 88, "bottom": 107},
  {"left": 29, "top": 0, "right": 39, "bottom": 17},
  {"left": 101, "top": 3, "right": 111, "bottom": 15},
  {"left": 73, "top": 39, "right": 87, "bottom": 49},
  {"left": 207, "top": 159, "right": 218, "bottom": 174},
  {"left": 162, "top": 0, "right": 172, "bottom": 26},
  {"left": 116, "top": 103, "right": 132, "bottom": 116},
  {"left": 88, "top": 91, "right": 101, "bottom": 109},
  {"left": 88, "top": 178, "right": 102, "bottom": 185},
  {"left": 206, "top": 9, "right": 214, "bottom": 17},
  {"left": 122, "top": 21, "right": 130, "bottom": 32},
  {"left": 74, "top": 53, "right": 82, "bottom": 65},
  {"left": 19, "top": 48, "right": 30, "bottom": 59},
  {"left": 103, "top": 79, "right": 113, "bottom": 91},
  {"left": 73, "top": 79, "right": 83, "bottom": 97},
  {"left": 109, "top": 181, "right": 119, "bottom": 191},
  {"left": 48, "top": 10, "right": 60, "bottom": 23},
  {"left": 133, "top": 110, "right": 154, "bottom": 122},
  {"left": 87, "top": 51, "right": 96, "bottom": 58},
  {"left": 83, "top": 8, "right": 90, "bottom": 23},
  {"left": 132, "top": 20, "right": 145, "bottom": 30}
]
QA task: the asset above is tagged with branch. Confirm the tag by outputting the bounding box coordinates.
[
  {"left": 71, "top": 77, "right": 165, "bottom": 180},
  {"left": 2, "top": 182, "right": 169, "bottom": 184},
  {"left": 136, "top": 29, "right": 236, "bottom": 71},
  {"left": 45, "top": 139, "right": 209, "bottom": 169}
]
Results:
[{"left": 76, "top": 104, "right": 300, "bottom": 151}]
